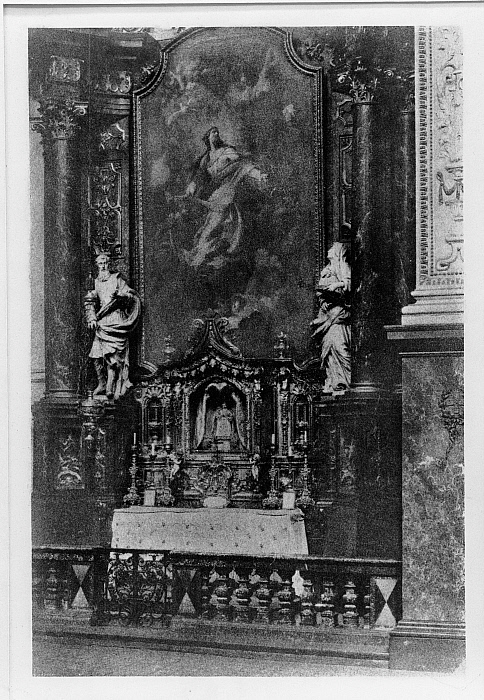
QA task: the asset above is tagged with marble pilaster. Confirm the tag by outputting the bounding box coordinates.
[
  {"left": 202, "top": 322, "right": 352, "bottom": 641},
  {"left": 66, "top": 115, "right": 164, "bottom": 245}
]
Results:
[
  {"left": 402, "top": 26, "right": 463, "bottom": 325},
  {"left": 401, "top": 354, "right": 464, "bottom": 622}
]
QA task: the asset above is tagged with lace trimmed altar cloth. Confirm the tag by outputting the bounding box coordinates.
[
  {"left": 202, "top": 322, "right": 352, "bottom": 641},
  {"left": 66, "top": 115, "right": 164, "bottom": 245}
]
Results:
[{"left": 111, "top": 507, "right": 308, "bottom": 555}]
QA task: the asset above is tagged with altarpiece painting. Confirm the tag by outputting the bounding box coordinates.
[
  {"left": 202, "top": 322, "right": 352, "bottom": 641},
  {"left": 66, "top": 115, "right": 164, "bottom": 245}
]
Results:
[{"left": 137, "top": 28, "right": 322, "bottom": 363}]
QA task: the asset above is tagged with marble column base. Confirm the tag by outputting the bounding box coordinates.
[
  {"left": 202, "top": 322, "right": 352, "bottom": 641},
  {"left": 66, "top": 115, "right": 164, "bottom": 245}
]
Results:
[{"left": 389, "top": 620, "right": 465, "bottom": 671}]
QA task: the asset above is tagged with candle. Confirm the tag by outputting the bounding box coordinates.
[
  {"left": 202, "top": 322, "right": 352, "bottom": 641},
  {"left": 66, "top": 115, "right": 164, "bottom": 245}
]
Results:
[
  {"left": 166, "top": 435, "right": 171, "bottom": 445},
  {"left": 151, "top": 441, "right": 156, "bottom": 456},
  {"left": 271, "top": 433, "right": 276, "bottom": 445},
  {"left": 288, "top": 445, "right": 293, "bottom": 457},
  {"left": 133, "top": 432, "right": 137, "bottom": 446}
]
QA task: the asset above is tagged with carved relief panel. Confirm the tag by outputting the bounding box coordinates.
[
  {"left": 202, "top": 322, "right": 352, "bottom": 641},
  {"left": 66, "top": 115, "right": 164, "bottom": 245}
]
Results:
[{"left": 404, "top": 26, "right": 463, "bottom": 324}]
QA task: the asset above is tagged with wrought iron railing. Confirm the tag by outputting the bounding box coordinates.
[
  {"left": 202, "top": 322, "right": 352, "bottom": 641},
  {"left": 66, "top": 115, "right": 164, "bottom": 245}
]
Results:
[{"left": 32, "top": 547, "right": 401, "bottom": 630}]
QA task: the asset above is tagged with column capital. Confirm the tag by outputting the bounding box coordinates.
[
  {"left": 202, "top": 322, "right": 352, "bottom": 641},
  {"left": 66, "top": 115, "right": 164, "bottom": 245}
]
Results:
[
  {"left": 335, "top": 67, "right": 381, "bottom": 104},
  {"left": 31, "top": 97, "right": 88, "bottom": 142}
]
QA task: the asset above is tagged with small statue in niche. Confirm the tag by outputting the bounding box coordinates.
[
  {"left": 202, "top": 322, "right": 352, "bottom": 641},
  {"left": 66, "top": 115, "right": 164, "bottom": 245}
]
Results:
[
  {"left": 84, "top": 252, "right": 141, "bottom": 400},
  {"left": 212, "top": 402, "right": 235, "bottom": 452},
  {"left": 311, "top": 242, "right": 351, "bottom": 393},
  {"left": 193, "top": 382, "right": 247, "bottom": 452}
]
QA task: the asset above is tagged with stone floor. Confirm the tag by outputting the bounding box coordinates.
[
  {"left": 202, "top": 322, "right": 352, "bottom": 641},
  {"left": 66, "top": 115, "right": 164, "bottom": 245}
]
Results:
[{"left": 33, "top": 634, "right": 448, "bottom": 677}]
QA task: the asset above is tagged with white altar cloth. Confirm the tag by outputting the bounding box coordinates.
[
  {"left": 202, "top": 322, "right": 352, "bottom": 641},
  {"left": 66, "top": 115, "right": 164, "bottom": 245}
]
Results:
[{"left": 111, "top": 507, "right": 308, "bottom": 556}]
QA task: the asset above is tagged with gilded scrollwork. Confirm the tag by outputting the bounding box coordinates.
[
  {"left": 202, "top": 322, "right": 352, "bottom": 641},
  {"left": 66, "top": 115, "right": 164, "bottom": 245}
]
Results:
[
  {"left": 88, "top": 163, "right": 122, "bottom": 255},
  {"left": 56, "top": 434, "right": 83, "bottom": 489}
]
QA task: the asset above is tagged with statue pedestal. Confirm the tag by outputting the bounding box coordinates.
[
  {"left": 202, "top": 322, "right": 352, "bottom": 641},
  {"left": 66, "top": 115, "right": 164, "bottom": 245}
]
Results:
[{"left": 111, "top": 507, "right": 308, "bottom": 556}]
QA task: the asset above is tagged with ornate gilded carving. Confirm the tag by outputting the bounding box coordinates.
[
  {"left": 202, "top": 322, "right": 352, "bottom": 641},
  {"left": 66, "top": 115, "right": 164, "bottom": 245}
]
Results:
[
  {"left": 56, "top": 434, "right": 83, "bottom": 489},
  {"left": 187, "top": 315, "right": 241, "bottom": 360},
  {"left": 336, "top": 67, "right": 380, "bottom": 103},
  {"left": 303, "top": 27, "right": 413, "bottom": 106},
  {"left": 132, "top": 59, "right": 160, "bottom": 89},
  {"left": 32, "top": 98, "right": 87, "bottom": 142},
  {"left": 94, "top": 70, "right": 132, "bottom": 94},
  {"left": 49, "top": 55, "right": 82, "bottom": 83},
  {"left": 273, "top": 332, "right": 289, "bottom": 359},
  {"left": 87, "top": 163, "right": 122, "bottom": 255},
  {"left": 99, "top": 122, "right": 128, "bottom": 153},
  {"left": 339, "top": 435, "right": 357, "bottom": 491},
  {"left": 198, "top": 459, "right": 233, "bottom": 503},
  {"left": 304, "top": 40, "right": 335, "bottom": 71}
]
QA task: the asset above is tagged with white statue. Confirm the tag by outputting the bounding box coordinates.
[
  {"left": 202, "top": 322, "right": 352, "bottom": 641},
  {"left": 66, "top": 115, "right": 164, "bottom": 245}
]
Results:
[
  {"left": 311, "top": 242, "right": 351, "bottom": 393},
  {"left": 85, "top": 253, "right": 141, "bottom": 400}
]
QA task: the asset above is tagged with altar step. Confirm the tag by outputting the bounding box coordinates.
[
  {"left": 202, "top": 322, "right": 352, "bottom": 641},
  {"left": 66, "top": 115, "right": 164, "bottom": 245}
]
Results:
[{"left": 32, "top": 611, "right": 390, "bottom": 668}]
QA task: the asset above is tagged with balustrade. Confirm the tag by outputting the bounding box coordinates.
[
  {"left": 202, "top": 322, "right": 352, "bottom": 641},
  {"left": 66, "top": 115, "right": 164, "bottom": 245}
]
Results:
[{"left": 32, "top": 548, "right": 400, "bottom": 634}]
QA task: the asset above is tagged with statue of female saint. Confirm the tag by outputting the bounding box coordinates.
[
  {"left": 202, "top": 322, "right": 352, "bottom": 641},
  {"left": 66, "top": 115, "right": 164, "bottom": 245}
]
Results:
[{"left": 311, "top": 242, "right": 351, "bottom": 393}]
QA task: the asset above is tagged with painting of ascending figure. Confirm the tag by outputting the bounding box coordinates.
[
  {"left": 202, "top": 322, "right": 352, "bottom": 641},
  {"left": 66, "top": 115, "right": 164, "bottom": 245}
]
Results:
[
  {"left": 138, "top": 28, "right": 322, "bottom": 362},
  {"left": 180, "top": 125, "right": 268, "bottom": 269}
]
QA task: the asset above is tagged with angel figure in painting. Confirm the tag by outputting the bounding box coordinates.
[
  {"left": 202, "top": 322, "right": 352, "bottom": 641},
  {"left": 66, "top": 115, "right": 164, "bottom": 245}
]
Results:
[
  {"left": 311, "top": 242, "right": 351, "bottom": 393},
  {"left": 181, "top": 126, "right": 268, "bottom": 268},
  {"left": 84, "top": 253, "right": 141, "bottom": 400}
]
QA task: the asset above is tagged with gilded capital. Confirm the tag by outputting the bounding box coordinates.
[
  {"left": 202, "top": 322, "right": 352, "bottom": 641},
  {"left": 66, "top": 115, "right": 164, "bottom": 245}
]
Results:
[{"left": 32, "top": 97, "right": 87, "bottom": 142}]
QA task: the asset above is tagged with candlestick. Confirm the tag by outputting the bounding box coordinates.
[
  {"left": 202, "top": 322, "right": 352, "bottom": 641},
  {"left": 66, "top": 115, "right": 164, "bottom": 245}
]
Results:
[
  {"left": 262, "top": 444, "right": 281, "bottom": 510},
  {"left": 123, "top": 444, "right": 141, "bottom": 507},
  {"left": 296, "top": 441, "right": 314, "bottom": 510}
]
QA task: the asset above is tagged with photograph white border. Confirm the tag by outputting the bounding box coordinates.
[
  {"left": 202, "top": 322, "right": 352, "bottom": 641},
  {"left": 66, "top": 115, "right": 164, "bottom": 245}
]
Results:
[{"left": 4, "top": 4, "right": 484, "bottom": 699}]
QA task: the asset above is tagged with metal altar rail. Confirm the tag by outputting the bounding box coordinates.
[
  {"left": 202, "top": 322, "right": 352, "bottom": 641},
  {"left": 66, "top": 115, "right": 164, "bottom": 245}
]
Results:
[{"left": 32, "top": 547, "right": 401, "bottom": 630}]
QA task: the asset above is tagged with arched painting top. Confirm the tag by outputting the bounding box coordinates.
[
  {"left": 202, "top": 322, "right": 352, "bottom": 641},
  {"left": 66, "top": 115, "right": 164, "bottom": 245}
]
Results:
[{"left": 133, "top": 27, "right": 325, "bottom": 367}]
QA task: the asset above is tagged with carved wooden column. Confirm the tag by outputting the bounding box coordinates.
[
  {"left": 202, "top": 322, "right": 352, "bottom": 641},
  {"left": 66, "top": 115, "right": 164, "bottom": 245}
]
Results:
[{"left": 33, "top": 98, "right": 87, "bottom": 399}]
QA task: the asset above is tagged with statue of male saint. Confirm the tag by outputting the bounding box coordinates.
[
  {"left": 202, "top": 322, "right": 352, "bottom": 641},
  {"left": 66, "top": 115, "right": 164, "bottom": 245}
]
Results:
[{"left": 84, "top": 253, "right": 141, "bottom": 400}]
